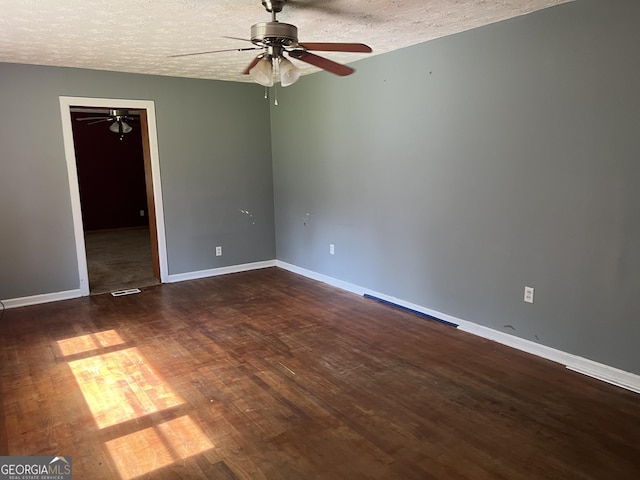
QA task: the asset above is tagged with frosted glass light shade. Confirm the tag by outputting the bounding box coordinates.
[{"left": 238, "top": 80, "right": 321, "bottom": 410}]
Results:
[
  {"left": 279, "top": 57, "right": 300, "bottom": 87},
  {"left": 109, "top": 120, "right": 132, "bottom": 134},
  {"left": 249, "top": 57, "right": 274, "bottom": 87}
]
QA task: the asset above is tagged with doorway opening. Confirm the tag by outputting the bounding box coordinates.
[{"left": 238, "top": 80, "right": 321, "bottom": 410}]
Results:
[{"left": 60, "top": 97, "right": 168, "bottom": 296}]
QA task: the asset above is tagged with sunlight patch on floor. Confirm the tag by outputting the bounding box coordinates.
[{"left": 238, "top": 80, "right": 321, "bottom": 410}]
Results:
[
  {"left": 60, "top": 330, "right": 215, "bottom": 478},
  {"left": 57, "top": 329, "right": 125, "bottom": 356},
  {"left": 67, "top": 347, "right": 184, "bottom": 429},
  {"left": 105, "top": 415, "right": 214, "bottom": 480}
]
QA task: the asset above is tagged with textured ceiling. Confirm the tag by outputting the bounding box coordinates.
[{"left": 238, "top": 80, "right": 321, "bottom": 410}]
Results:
[{"left": 0, "top": 0, "right": 572, "bottom": 83}]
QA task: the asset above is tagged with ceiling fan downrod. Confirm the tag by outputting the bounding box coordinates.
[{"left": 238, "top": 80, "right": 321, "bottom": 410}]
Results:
[
  {"left": 262, "top": 0, "right": 286, "bottom": 21},
  {"left": 261, "top": 1, "right": 286, "bottom": 14}
]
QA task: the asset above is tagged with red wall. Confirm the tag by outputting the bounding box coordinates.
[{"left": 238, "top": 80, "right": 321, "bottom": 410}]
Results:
[{"left": 71, "top": 112, "right": 149, "bottom": 231}]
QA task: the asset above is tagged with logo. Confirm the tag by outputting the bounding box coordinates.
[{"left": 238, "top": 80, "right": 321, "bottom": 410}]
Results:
[{"left": 0, "top": 456, "right": 72, "bottom": 480}]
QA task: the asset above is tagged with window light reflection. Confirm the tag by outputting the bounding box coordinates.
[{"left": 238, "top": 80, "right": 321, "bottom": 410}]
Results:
[
  {"left": 105, "top": 415, "right": 214, "bottom": 480},
  {"left": 62, "top": 330, "right": 215, "bottom": 478},
  {"left": 68, "top": 347, "right": 184, "bottom": 429},
  {"left": 57, "top": 329, "right": 125, "bottom": 356}
]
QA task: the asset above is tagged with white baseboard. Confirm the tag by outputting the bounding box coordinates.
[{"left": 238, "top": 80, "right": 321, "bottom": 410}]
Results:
[
  {"left": 275, "top": 261, "right": 640, "bottom": 395},
  {"left": 167, "top": 260, "right": 276, "bottom": 283},
  {"left": 455, "top": 320, "right": 640, "bottom": 395},
  {"left": 1, "top": 289, "right": 83, "bottom": 309},
  {"left": 276, "top": 261, "right": 370, "bottom": 295},
  {"left": 566, "top": 365, "right": 640, "bottom": 395}
]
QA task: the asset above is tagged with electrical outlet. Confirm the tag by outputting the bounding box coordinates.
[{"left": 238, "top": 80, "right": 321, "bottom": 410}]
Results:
[
  {"left": 524, "top": 286, "right": 534, "bottom": 304},
  {"left": 139, "top": 210, "right": 145, "bottom": 217},
  {"left": 329, "top": 244, "right": 335, "bottom": 255},
  {"left": 216, "top": 246, "right": 222, "bottom": 257}
]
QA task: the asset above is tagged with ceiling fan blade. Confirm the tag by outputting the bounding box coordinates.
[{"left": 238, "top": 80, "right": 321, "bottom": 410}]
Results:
[
  {"left": 243, "top": 54, "right": 265, "bottom": 75},
  {"left": 170, "top": 46, "right": 261, "bottom": 58},
  {"left": 76, "top": 116, "right": 112, "bottom": 122},
  {"left": 87, "top": 118, "right": 114, "bottom": 125},
  {"left": 297, "top": 42, "right": 372, "bottom": 53},
  {"left": 288, "top": 51, "right": 354, "bottom": 77}
]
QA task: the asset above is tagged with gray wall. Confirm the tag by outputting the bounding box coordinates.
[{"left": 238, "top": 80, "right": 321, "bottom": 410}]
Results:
[
  {"left": 0, "top": 63, "right": 275, "bottom": 299},
  {"left": 271, "top": 0, "right": 640, "bottom": 374}
]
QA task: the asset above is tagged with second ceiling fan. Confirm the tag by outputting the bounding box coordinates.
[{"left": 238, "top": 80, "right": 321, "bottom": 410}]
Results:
[{"left": 171, "top": 0, "right": 372, "bottom": 87}]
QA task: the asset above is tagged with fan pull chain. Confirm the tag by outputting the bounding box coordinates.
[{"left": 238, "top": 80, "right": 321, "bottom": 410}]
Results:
[
  {"left": 262, "top": 86, "right": 278, "bottom": 106},
  {"left": 273, "top": 58, "right": 280, "bottom": 106}
]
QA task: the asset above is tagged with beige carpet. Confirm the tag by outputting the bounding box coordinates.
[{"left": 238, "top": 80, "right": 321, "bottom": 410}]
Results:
[{"left": 84, "top": 228, "right": 160, "bottom": 295}]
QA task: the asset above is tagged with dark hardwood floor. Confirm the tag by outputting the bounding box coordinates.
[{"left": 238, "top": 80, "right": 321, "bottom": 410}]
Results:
[{"left": 1, "top": 267, "right": 639, "bottom": 479}]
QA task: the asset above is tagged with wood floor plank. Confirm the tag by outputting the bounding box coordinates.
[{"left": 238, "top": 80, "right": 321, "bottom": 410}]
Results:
[{"left": 1, "top": 267, "right": 640, "bottom": 479}]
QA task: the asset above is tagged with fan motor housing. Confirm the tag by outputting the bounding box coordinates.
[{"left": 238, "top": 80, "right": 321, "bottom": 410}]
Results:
[{"left": 251, "top": 22, "right": 298, "bottom": 46}]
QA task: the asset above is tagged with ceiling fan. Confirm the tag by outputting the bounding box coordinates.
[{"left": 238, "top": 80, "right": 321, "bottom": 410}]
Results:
[
  {"left": 171, "top": 0, "right": 372, "bottom": 87},
  {"left": 76, "top": 109, "right": 137, "bottom": 140}
]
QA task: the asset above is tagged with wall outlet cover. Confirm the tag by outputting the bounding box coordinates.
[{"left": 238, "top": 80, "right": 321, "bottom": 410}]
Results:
[{"left": 524, "top": 286, "right": 534, "bottom": 303}]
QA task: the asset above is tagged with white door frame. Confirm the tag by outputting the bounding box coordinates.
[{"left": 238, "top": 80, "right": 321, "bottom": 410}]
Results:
[{"left": 59, "top": 96, "right": 168, "bottom": 295}]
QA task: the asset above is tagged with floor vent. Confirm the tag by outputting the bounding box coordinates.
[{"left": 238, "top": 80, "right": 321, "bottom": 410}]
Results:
[
  {"left": 363, "top": 294, "right": 458, "bottom": 328},
  {"left": 111, "top": 288, "right": 142, "bottom": 297}
]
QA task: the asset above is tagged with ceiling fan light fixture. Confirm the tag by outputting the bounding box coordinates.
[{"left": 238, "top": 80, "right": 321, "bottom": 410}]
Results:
[
  {"left": 249, "top": 57, "right": 274, "bottom": 87},
  {"left": 109, "top": 120, "right": 133, "bottom": 134},
  {"left": 279, "top": 57, "right": 300, "bottom": 87}
]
